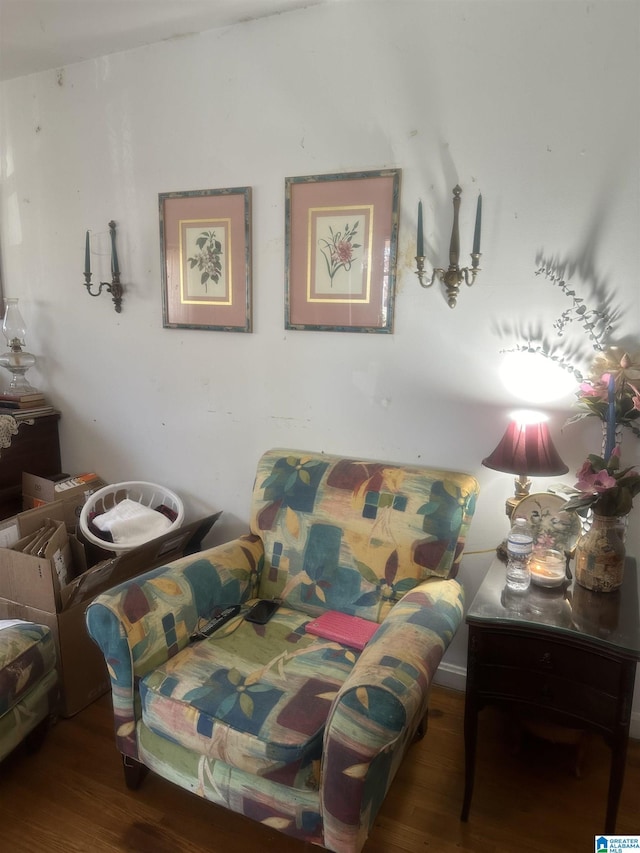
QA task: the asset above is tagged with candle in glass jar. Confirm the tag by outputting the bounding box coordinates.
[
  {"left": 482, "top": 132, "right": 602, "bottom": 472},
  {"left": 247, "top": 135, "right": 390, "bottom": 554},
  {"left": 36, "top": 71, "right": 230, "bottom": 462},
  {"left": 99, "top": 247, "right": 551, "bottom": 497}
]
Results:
[{"left": 529, "top": 548, "right": 565, "bottom": 584}]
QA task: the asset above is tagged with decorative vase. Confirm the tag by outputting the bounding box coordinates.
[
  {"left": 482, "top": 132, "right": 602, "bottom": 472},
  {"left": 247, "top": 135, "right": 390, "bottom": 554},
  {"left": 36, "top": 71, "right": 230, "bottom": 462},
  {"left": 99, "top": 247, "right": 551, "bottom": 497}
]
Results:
[{"left": 574, "top": 513, "right": 626, "bottom": 592}]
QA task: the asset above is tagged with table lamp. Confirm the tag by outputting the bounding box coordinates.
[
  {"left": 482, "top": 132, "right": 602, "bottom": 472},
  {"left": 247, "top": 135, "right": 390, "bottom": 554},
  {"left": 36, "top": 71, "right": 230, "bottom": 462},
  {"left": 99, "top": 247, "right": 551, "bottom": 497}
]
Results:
[{"left": 482, "top": 410, "right": 568, "bottom": 517}]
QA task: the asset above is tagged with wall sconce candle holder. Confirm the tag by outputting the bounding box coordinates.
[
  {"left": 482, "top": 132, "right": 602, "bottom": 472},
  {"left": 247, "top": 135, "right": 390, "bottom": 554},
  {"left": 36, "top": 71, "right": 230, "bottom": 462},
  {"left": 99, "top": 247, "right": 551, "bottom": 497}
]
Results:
[
  {"left": 415, "top": 185, "right": 482, "bottom": 309},
  {"left": 83, "top": 220, "right": 124, "bottom": 313}
]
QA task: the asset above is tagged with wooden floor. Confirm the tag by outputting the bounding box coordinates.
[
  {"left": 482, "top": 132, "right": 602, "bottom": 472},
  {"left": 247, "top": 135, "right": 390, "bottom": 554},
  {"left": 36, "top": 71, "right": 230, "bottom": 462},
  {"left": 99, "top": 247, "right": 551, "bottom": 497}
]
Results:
[{"left": 1, "top": 686, "right": 638, "bottom": 852}]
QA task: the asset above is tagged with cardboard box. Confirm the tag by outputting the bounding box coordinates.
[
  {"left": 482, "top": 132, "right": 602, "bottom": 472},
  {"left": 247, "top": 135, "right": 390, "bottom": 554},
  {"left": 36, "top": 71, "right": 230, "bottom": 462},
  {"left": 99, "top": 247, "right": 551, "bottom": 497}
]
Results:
[
  {"left": 22, "top": 472, "right": 106, "bottom": 528},
  {"left": 22, "top": 471, "right": 104, "bottom": 505},
  {"left": 0, "top": 505, "right": 221, "bottom": 716}
]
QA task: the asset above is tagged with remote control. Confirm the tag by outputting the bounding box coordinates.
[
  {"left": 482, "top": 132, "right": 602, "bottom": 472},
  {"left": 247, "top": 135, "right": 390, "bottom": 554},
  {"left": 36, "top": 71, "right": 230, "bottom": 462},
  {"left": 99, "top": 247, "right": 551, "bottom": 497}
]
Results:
[{"left": 190, "top": 605, "right": 241, "bottom": 641}]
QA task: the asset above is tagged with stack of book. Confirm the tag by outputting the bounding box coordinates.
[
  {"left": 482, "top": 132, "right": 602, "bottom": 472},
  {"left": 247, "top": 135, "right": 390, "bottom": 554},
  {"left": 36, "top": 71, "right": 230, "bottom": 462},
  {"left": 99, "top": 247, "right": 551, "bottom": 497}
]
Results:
[{"left": 0, "top": 391, "right": 56, "bottom": 420}]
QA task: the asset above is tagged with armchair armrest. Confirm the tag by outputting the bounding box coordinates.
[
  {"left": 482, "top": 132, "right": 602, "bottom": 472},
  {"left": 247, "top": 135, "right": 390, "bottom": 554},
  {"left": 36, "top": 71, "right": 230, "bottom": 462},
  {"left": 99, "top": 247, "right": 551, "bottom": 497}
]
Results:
[
  {"left": 85, "top": 534, "right": 263, "bottom": 759},
  {"left": 321, "top": 577, "right": 464, "bottom": 853}
]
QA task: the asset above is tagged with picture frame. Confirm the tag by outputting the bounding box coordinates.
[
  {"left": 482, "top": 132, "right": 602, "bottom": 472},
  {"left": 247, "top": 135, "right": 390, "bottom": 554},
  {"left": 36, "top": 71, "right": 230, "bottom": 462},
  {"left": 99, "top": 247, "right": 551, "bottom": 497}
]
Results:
[
  {"left": 160, "top": 187, "right": 252, "bottom": 332},
  {"left": 285, "top": 169, "right": 401, "bottom": 333}
]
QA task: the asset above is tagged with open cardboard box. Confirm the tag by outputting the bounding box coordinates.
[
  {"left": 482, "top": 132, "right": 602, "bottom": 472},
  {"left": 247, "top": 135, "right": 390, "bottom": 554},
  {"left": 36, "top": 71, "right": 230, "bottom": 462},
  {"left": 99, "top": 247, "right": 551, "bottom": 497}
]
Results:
[
  {"left": 22, "top": 471, "right": 107, "bottom": 529},
  {"left": 0, "top": 502, "right": 221, "bottom": 716}
]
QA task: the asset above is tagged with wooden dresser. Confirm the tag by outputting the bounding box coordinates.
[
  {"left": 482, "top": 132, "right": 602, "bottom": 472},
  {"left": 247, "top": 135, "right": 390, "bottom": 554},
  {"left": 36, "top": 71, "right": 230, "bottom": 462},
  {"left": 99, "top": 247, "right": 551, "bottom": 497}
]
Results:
[{"left": 0, "top": 413, "right": 62, "bottom": 519}]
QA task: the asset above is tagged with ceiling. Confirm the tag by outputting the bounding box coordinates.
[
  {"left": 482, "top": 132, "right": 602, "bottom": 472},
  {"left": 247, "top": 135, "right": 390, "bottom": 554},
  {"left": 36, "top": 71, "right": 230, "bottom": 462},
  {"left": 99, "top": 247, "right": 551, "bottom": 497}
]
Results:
[{"left": 0, "top": 0, "right": 329, "bottom": 82}]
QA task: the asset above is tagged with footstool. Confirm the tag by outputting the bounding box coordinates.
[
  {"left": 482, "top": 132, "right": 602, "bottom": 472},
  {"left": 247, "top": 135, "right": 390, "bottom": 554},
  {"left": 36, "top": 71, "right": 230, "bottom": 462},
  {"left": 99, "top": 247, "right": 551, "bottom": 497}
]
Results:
[{"left": 0, "top": 620, "right": 59, "bottom": 762}]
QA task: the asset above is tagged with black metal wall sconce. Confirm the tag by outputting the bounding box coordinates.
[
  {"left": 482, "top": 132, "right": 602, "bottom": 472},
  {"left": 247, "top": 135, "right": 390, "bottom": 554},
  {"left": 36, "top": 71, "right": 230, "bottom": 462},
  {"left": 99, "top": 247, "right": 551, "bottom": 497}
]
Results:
[
  {"left": 415, "top": 185, "right": 482, "bottom": 309},
  {"left": 83, "top": 220, "right": 124, "bottom": 313}
]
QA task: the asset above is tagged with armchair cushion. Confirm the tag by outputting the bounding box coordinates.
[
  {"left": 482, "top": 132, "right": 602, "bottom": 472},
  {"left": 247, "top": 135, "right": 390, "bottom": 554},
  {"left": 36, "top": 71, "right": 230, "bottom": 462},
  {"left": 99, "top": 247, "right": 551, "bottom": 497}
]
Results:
[
  {"left": 140, "top": 603, "right": 359, "bottom": 787},
  {"left": 252, "top": 450, "right": 478, "bottom": 621}
]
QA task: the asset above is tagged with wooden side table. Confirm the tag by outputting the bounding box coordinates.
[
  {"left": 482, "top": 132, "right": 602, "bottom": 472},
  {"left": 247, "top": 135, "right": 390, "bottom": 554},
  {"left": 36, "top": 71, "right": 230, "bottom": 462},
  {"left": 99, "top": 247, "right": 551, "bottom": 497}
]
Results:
[
  {"left": 0, "top": 413, "right": 61, "bottom": 519},
  {"left": 461, "top": 556, "right": 639, "bottom": 833}
]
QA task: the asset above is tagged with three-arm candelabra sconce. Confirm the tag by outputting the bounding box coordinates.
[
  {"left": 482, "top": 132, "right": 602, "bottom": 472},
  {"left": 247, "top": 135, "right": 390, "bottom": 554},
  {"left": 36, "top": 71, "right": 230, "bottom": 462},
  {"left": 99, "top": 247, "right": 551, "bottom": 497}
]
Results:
[
  {"left": 83, "top": 221, "right": 124, "bottom": 313},
  {"left": 415, "top": 185, "right": 482, "bottom": 309}
]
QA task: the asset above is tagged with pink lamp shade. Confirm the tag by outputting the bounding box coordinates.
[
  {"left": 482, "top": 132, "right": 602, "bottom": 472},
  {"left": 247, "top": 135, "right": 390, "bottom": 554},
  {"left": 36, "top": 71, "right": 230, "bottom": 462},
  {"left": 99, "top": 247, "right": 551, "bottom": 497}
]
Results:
[
  {"left": 482, "top": 417, "right": 569, "bottom": 477},
  {"left": 483, "top": 413, "right": 568, "bottom": 519}
]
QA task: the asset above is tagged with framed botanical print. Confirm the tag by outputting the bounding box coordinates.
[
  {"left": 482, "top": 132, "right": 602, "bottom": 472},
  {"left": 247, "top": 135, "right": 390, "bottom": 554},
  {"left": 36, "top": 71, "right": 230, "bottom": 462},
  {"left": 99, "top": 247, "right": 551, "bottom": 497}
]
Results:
[
  {"left": 160, "top": 187, "right": 252, "bottom": 332},
  {"left": 285, "top": 169, "right": 401, "bottom": 332}
]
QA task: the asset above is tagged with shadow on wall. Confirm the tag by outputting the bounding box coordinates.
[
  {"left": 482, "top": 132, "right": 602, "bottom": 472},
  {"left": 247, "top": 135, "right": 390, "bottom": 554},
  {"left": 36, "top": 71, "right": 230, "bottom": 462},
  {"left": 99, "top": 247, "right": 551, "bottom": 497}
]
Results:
[
  {"left": 492, "top": 247, "right": 628, "bottom": 382},
  {"left": 491, "top": 161, "right": 634, "bottom": 377}
]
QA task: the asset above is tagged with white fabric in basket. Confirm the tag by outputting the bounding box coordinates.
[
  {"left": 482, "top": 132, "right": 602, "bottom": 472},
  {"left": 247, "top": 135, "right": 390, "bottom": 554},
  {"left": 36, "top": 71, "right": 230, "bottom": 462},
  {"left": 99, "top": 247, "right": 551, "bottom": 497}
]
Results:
[{"left": 93, "top": 498, "right": 172, "bottom": 546}]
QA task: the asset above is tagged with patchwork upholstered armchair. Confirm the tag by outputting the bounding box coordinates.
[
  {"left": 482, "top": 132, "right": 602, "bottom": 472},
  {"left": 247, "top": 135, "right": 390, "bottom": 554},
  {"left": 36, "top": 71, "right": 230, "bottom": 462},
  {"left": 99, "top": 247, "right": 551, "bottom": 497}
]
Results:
[
  {"left": 0, "top": 621, "right": 59, "bottom": 762},
  {"left": 86, "top": 449, "right": 479, "bottom": 853}
]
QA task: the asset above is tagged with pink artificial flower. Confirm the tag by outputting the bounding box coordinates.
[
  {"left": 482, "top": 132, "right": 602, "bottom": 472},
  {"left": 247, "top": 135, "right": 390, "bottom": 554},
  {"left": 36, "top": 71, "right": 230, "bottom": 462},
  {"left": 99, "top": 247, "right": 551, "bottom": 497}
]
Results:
[
  {"left": 575, "top": 459, "right": 594, "bottom": 481},
  {"left": 575, "top": 464, "right": 617, "bottom": 494},
  {"left": 628, "top": 382, "right": 640, "bottom": 412},
  {"left": 579, "top": 380, "right": 607, "bottom": 400}
]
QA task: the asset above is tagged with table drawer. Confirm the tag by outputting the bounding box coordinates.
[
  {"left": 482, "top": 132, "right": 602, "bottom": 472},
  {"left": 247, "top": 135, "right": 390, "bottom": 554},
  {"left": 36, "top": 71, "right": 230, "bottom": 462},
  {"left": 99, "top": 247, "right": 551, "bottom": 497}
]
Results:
[
  {"left": 471, "top": 629, "right": 623, "bottom": 694},
  {"left": 476, "top": 664, "right": 618, "bottom": 728}
]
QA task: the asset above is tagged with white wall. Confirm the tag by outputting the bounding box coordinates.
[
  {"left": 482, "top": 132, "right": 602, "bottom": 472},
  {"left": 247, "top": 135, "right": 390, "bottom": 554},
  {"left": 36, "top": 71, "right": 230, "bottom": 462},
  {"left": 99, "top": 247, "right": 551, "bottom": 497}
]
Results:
[{"left": 1, "top": 0, "right": 640, "bottom": 717}]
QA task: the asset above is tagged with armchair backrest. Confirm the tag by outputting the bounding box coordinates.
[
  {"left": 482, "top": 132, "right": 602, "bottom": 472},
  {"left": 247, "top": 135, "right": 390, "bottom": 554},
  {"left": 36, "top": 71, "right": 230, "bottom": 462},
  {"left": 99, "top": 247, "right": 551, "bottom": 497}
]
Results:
[{"left": 250, "top": 449, "right": 479, "bottom": 622}]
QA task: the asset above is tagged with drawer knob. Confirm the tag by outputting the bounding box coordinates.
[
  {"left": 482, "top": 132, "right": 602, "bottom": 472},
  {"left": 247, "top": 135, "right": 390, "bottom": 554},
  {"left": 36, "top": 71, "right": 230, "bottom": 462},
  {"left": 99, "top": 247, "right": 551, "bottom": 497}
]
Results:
[{"left": 540, "top": 652, "right": 553, "bottom": 669}]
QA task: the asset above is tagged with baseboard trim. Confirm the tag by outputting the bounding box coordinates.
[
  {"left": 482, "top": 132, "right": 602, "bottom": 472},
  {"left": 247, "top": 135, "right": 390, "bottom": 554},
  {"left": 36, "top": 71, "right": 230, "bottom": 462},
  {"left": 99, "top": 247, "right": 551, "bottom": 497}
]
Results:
[
  {"left": 433, "top": 663, "right": 640, "bottom": 740},
  {"left": 433, "top": 661, "right": 467, "bottom": 692}
]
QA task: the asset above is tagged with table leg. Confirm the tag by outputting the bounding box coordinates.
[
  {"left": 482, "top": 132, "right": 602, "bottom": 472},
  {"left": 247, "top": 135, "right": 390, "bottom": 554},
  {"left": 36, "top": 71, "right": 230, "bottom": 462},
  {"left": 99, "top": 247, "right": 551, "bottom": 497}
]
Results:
[
  {"left": 461, "top": 633, "right": 480, "bottom": 822},
  {"left": 605, "top": 732, "right": 628, "bottom": 833},
  {"left": 605, "top": 663, "right": 636, "bottom": 833}
]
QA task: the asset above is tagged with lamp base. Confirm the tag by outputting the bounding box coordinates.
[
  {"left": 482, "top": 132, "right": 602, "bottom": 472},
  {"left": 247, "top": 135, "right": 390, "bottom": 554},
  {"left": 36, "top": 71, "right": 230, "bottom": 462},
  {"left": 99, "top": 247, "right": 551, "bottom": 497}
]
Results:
[
  {"left": 505, "top": 495, "right": 521, "bottom": 519},
  {"left": 0, "top": 348, "right": 38, "bottom": 394},
  {"left": 496, "top": 539, "right": 509, "bottom": 563},
  {"left": 505, "top": 474, "right": 533, "bottom": 519}
]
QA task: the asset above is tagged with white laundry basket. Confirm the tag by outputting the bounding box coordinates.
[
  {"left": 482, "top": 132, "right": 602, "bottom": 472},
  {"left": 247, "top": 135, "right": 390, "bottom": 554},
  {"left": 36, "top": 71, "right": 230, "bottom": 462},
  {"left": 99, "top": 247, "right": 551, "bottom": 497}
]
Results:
[{"left": 79, "top": 481, "right": 184, "bottom": 553}]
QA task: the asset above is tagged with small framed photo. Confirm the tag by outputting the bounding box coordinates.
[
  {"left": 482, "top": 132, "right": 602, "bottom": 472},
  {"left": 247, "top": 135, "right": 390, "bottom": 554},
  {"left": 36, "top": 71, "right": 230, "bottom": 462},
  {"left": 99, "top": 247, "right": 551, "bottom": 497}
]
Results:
[
  {"left": 285, "top": 169, "right": 401, "bottom": 332},
  {"left": 160, "top": 187, "right": 252, "bottom": 332}
]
